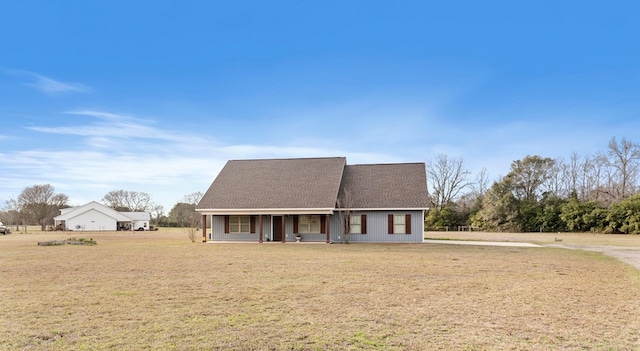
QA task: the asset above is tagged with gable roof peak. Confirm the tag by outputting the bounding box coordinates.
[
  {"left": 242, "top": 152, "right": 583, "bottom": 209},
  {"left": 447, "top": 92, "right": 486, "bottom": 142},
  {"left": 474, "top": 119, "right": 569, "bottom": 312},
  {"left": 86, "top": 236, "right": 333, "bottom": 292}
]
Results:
[
  {"left": 338, "top": 162, "right": 429, "bottom": 209},
  {"left": 197, "top": 157, "right": 346, "bottom": 212}
]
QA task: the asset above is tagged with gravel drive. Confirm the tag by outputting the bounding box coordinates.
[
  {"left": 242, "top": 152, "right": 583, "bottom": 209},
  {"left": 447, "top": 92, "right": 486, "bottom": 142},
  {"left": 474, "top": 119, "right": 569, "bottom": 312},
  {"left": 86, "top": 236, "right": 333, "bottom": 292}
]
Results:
[
  {"left": 425, "top": 239, "right": 640, "bottom": 271},
  {"left": 548, "top": 243, "right": 640, "bottom": 271},
  {"left": 423, "top": 239, "right": 541, "bottom": 247}
]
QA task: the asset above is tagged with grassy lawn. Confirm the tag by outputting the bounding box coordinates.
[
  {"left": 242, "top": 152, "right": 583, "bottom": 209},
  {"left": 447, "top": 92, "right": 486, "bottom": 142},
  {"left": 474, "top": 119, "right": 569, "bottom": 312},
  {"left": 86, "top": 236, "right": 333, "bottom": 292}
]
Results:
[{"left": 1, "top": 230, "right": 640, "bottom": 350}]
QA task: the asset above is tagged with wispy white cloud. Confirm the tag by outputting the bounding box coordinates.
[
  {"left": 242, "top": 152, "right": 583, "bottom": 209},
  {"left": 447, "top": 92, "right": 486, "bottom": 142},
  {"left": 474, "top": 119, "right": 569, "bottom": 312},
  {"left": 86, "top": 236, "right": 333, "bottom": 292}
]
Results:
[
  {"left": 27, "top": 73, "right": 91, "bottom": 95},
  {"left": 2, "top": 109, "right": 394, "bottom": 209},
  {"left": 28, "top": 110, "right": 210, "bottom": 148},
  {"left": 218, "top": 144, "right": 398, "bottom": 164},
  {"left": 5, "top": 70, "right": 92, "bottom": 96}
]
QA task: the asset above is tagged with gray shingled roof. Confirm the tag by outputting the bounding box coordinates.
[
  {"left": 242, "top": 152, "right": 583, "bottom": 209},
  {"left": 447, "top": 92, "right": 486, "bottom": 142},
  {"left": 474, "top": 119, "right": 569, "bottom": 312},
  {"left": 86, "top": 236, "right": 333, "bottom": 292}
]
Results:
[
  {"left": 337, "top": 163, "right": 429, "bottom": 209},
  {"left": 196, "top": 157, "right": 429, "bottom": 213},
  {"left": 196, "top": 157, "right": 347, "bottom": 210}
]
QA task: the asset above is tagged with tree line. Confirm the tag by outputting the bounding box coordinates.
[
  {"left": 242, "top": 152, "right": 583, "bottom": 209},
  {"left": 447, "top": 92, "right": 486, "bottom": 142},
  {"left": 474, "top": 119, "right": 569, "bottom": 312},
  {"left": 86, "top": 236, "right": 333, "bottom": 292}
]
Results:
[
  {"left": 1, "top": 187, "right": 204, "bottom": 231},
  {"left": 426, "top": 137, "right": 640, "bottom": 234},
  {"left": 4, "top": 136, "right": 640, "bottom": 234}
]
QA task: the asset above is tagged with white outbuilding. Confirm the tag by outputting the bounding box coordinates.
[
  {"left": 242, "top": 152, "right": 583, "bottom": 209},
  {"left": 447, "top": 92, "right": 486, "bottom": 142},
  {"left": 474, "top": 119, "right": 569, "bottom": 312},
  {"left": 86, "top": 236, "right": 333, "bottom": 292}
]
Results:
[{"left": 54, "top": 201, "right": 151, "bottom": 231}]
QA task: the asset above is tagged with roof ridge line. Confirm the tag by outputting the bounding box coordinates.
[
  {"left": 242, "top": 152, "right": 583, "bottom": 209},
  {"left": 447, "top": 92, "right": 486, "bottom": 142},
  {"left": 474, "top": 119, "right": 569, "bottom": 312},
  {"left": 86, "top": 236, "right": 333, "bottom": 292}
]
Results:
[
  {"left": 348, "top": 162, "right": 425, "bottom": 166},
  {"left": 229, "top": 156, "right": 346, "bottom": 162}
]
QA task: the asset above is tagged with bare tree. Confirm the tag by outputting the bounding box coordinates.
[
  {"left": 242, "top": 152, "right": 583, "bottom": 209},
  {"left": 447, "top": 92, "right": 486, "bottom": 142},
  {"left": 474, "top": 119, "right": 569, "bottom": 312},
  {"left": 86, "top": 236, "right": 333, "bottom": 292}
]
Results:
[
  {"left": 458, "top": 167, "right": 490, "bottom": 217},
  {"left": 17, "top": 184, "right": 69, "bottom": 231},
  {"left": 175, "top": 192, "right": 205, "bottom": 242},
  {"left": 566, "top": 152, "right": 581, "bottom": 198},
  {"left": 582, "top": 153, "right": 607, "bottom": 203},
  {"left": 604, "top": 137, "right": 640, "bottom": 200},
  {"left": 102, "top": 190, "right": 153, "bottom": 212},
  {"left": 336, "top": 187, "right": 353, "bottom": 244},
  {"left": 578, "top": 155, "right": 592, "bottom": 201},
  {"left": 471, "top": 167, "right": 490, "bottom": 198},
  {"left": 543, "top": 158, "right": 567, "bottom": 198},
  {"left": 427, "top": 154, "right": 471, "bottom": 210},
  {"left": 182, "top": 192, "right": 204, "bottom": 206},
  {"left": 2, "top": 198, "right": 23, "bottom": 231}
]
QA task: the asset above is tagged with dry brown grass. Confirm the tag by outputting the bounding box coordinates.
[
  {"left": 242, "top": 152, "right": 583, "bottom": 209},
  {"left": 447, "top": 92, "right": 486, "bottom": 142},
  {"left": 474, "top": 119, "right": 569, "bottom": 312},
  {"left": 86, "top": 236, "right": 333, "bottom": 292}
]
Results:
[{"left": 1, "top": 230, "right": 640, "bottom": 350}]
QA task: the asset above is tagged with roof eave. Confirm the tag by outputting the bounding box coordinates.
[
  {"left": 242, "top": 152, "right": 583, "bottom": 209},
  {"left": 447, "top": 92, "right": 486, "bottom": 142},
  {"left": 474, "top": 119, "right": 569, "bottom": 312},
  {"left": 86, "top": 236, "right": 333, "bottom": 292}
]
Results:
[
  {"left": 335, "top": 207, "right": 430, "bottom": 211},
  {"left": 196, "top": 208, "right": 335, "bottom": 215}
]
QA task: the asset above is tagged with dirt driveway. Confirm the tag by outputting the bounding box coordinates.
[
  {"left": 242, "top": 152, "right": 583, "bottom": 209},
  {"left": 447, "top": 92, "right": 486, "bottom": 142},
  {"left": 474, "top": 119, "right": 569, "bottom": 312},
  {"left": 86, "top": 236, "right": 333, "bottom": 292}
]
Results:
[
  {"left": 548, "top": 243, "right": 640, "bottom": 271},
  {"left": 429, "top": 240, "right": 640, "bottom": 271},
  {"left": 423, "top": 239, "right": 541, "bottom": 247},
  {"left": 425, "top": 231, "right": 640, "bottom": 271}
]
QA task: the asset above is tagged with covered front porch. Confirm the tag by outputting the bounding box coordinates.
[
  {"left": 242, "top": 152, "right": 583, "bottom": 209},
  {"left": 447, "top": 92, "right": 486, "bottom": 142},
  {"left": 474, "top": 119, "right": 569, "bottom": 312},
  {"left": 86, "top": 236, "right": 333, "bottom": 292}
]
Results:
[{"left": 200, "top": 212, "right": 334, "bottom": 243}]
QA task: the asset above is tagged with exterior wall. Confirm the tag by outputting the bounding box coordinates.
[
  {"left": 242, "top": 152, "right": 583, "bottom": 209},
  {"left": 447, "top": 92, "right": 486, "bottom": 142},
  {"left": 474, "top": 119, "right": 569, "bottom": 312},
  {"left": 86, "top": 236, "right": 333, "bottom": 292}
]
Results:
[
  {"left": 284, "top": 215, "right": 329, "bottom": 242},
  {"left": 330, "top": 210, "right": 424, "bottom": 243},
  {"left": 210, "top": 215, "right": 272, "bottom": 241},
  {"left": 67, "top": 209, "right": 117, "bottom": 231},
  {"left": 209, "top": 215, "right": 329, "bottom": 242},
  {"left": 208, "top": 211, "right": 424, "bottom": 243}
]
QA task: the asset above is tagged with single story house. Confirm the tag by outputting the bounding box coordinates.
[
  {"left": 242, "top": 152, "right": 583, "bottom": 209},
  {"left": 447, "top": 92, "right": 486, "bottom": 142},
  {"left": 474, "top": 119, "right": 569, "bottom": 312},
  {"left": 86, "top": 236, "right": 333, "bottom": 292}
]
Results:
[
  {"left": 54, "top": 201, "right": 151, "bottom": 231},
  {"left": 195, "top": 157, "right": 429, "bottom": 243}
]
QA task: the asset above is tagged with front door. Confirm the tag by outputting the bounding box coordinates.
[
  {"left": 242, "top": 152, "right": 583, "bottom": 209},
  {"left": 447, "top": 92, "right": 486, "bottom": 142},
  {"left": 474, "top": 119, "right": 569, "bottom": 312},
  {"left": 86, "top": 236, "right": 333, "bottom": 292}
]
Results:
[{"left": 273, "top": 216, "right": 283, "bottom": 241}]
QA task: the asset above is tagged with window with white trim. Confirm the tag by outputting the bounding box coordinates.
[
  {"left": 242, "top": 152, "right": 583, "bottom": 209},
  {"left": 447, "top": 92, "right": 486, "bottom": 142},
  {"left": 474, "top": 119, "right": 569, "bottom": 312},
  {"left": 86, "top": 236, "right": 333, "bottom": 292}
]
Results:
[
  {"left": 393, "top": 214, "right": 406, "bottom": 234},
  {"left": 229, "top": 216, "right": 251, "bottom": 233},
  {"left": 349, "top": 214, "right": 361, "bottom": 234},
  {"left": 299, "top": 215, "right": 321, "bottom": 233}
]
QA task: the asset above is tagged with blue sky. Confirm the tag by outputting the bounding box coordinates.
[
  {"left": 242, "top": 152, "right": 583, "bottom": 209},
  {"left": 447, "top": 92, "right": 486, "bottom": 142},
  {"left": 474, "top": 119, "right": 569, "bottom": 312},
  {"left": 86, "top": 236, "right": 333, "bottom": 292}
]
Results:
[{"left": 1, "top": 1, "right": 639, "bottom": 212}]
